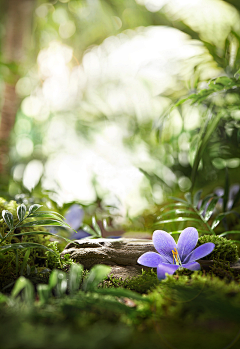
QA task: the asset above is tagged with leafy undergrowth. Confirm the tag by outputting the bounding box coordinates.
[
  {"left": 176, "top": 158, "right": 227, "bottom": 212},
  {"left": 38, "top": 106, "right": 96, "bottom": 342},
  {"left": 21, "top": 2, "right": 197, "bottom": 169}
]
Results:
[{"left": 1, "top": 272, "right": 240, "bottom": 349}]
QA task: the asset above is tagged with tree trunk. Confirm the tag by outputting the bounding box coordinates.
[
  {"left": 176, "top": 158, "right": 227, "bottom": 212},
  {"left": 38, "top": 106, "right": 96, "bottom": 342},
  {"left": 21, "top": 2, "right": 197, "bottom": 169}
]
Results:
[{"left": 0, "top": 0, "right": 35, "bottom": 175}]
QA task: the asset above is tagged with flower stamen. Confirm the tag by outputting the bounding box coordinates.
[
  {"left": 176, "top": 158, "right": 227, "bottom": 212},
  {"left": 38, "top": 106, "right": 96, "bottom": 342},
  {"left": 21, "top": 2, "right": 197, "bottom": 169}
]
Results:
[{"left": 172, "top": 248, "right": 182, "bottom": 266}]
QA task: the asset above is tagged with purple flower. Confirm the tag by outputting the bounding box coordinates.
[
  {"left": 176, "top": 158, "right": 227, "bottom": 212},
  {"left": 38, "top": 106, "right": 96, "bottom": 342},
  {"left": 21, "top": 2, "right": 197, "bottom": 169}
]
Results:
[
  {"left": 137, "top": 227, "right": 215, "bottom": 280},
  {"left": 65, "top": 204, "right": 84, "bottom": 230}
]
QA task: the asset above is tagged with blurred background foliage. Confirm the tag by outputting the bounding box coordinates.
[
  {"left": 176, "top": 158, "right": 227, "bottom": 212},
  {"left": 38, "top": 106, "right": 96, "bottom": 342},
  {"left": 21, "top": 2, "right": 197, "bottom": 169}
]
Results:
[{"left": 0, "top": 0, "right": 240, "bottom": 227}]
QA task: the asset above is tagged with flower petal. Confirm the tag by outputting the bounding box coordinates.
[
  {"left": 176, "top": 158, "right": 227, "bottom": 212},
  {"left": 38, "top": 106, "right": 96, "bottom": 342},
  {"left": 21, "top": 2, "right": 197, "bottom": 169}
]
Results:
[
  {"left": 137, "top": 252, "right": 166, "bottom": 267},
  {"left": 184, "top": 243, "right": 215, "bottom": 263},
  {"left": 182, "top": 261, "right": 201, "bottom": 271},
  {"left": 177, "top": 227, "right": 198, "bottom": 262},
  {"left": 157, "top": 263, "right": 179, "bottom": 280},
  {"left": 153, "top": 230, "right": 177, "bottom": 263}
]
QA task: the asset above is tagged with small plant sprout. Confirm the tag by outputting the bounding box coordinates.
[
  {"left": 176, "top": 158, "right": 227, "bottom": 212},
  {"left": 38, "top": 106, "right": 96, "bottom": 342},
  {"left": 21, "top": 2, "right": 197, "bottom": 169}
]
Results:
[{"left": 137, "top": 227, "right": 215, "bottom": 280}]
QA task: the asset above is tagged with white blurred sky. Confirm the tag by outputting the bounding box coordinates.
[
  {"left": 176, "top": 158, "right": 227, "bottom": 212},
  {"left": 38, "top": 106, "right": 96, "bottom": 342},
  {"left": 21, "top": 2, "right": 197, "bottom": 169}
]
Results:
[{"left": 15, "top": 0, "right": 239, "bottom": 216}]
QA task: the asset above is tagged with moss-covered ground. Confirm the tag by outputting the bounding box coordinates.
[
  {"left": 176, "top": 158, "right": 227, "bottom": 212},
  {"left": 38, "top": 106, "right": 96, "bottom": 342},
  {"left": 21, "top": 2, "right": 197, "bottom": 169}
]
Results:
[{"left": 1, "top": 197, "right": 240, "bottom": 349}]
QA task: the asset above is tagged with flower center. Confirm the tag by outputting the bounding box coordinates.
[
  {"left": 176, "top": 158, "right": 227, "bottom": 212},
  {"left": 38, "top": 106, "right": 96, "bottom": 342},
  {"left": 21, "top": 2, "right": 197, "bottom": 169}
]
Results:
[{"left": 172, "top": 248, "right": 182, "bottom": 266}]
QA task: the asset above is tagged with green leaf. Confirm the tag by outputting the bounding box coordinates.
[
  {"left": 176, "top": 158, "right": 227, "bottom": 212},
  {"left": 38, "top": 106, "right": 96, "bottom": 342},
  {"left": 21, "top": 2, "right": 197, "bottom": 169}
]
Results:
[
  {"left": 219, "top": 231, "right": 240, "bottom": 237},
  {"left": 193, "top": 190, "right": 202, "bottom": 208},
  {"left": 199, "top": 194, "right": 214, "bottom": 215},
  {"left": 191, "top": 112, "right": 221, "bottom": 190},
  {"left": 69, "top": 263, "right": 83, "bottom": 295},
  {"left": 0, "top": 242, "right": 58, "bottom": 255},
  {"left": 20, "top": 249, "right": 31, "bottom": 276},
  {"left": 184, "top": 192, "right": 192, "bottom": 204},
  {"left": 17, "top": 204, "right": 26, "bottom": 222},
  {"left": 29, "top": 211, "right": 66, "bottom": 220},
  {"left": 2, "top": 210, "right": 14, "bottom": 229},
  {"left": 81, "top": 224, "right": 98, "bottom": 237},
  {"left": 232, "top": 187, "right": 240, "bottom": 209},
  {"left": 0, "top": 293, "right": 8, "bottom": 304},
  {"left": 11, "top": 276, "right": 34, "bottom": 303},
  {"left": 223, "top": 167, "right": 229, "bottom": 212},
  {"left": 18, "top": 219, "right": 70, "bottom": 229},
  {"left": 204, "top": 197, "right": 219, "bottom": 222},
  {"left": 52, "top": 270, "right": 67, "bottom": 297},
  {"left": 37, "top": 284, "right": 51, "bottom": 304},
  {"left": 14, "top": 250, "right": 19, "bottom": 275},
  {"left": 169, "top": 196, "right": 188, "bottom": 204},
  {"left": 13, "top": 231, "right": 71, "bottom": 243},
  {"left": 82, "top": 264, "right": 111, "bottom": 292},
  {"left": 157, "top": 209, "right": 197, "bottom": 219},
  {"left": 228, "top": 240, "right": 240, "bottom": 244},
  {"left": 159, "top": 202, "right": 188, "bottom": 212},
  {"left": 28, "top": 212, "right": 64, "bottom": 220},
  {"left": 211, "top": 211, "right": 236, "bottom": 230},
  {"left": 154, "top": 217, "right": 202, "bottom": 225},
  {"left": 28, "top": 204, "right": 43, "bottom": 215},
  {"left": 49, "top": 269, "right": 59, "bottom": 290},
  {"left": 92, "top": 216, "right": 102, "bottom": 237}
]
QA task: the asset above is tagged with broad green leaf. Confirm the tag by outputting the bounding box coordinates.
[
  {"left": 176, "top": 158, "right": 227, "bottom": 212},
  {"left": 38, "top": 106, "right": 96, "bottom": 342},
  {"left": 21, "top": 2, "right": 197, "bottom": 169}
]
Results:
[
  {"left": 204, "top": 197, "right": 219, "bottom": 222},
  {"left": 92, "top": 216, "right": 102, "bottom": 237},
  {"left": 82, "top": 264, "right": 111, "bottom": 291},
  {"left": 11, "top": 276, "right": 34, "bottom": 303},
  {"left": 69, "top": 263, "right": 83, "bottom": 295},
  {"left": 28, "top": 204, "right": 43, "bottom": 215},
  {"left": 19, "top": 219, "right": 70, "bottom": 229},
  {"left": 0, "top": 242, "right": 57, "bottom": 255},
  {"left": 211, "top": 211, "right": 236, "bottom": 230},
  {"left": 17, "top": 204, "right": 26, "bottom": 222},
  {"left": 2, "top": 210, "right": 14, "bottom": 229},
  {"left": 37, "top": 284, "right": 51, "bottom": 304},
  {"left": 193, "top": 190, "right": 202, "bottom": 208}
]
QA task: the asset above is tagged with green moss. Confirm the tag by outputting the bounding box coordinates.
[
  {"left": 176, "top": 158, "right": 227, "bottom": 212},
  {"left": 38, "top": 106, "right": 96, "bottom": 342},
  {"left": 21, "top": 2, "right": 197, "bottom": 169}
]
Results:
[
  {"left": 102, "top": 269, "right": 159, "bottom": 294},
  {"left": 196, "top": 234, "right": 239, "bottom": 262},
  {"left": 46, "top": 241, "right": 74, "bottom": 270}
]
